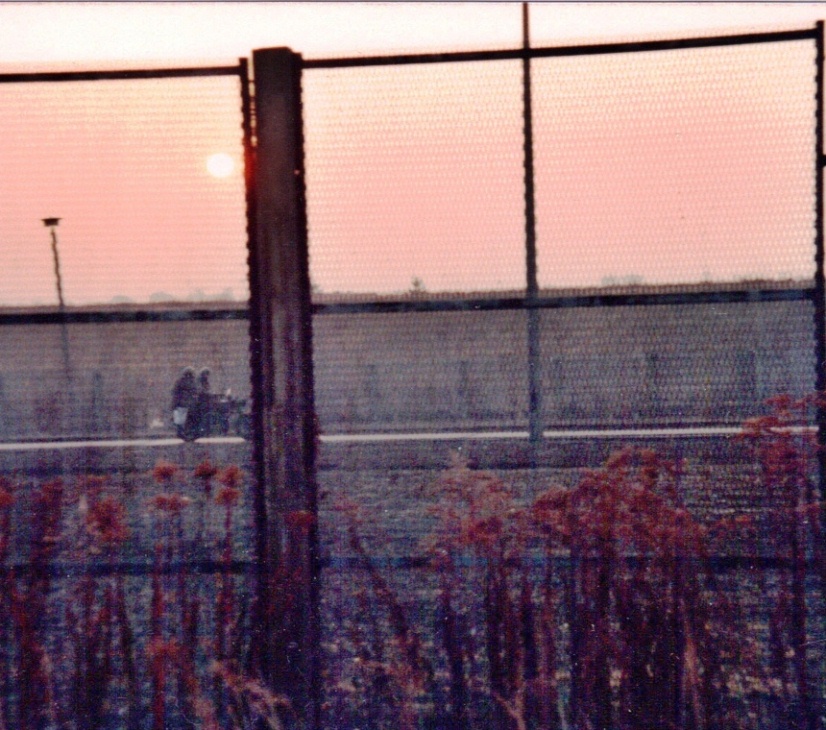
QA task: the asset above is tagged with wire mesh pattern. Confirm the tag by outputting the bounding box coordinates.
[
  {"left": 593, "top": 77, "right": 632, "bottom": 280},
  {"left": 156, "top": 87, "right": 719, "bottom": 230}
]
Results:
[
  {"left": 305, "top": 28, "right": 826, "bottom": 730},
  {"left": 0, "top": 23, "right": 824, "bottom": 729},
  {"left": 538, "top": 299, "right": 816, "bottom": 425},
  {"left": 532, "top": 40, "right": 817, "bottom": 288},
  {"left": 0, "top": 70, "right": 257, "bottom": 730},
  {"left": 0, "top": 66, "right": 253, "bottom": 460},
  {"left": 303, "top": 33, "right": 821, "bottom": 439},
  {"left": 313, "top": 309, "right": 528, "bottom": 432},
  {"left": 303, "top": 61, "right": 526, "bottom": 297},
  {"left": 0, "top": 74, "right": 248, "bottom": 306},
  {"left": 0, "top": 318, "right": 251, "bottom": 439}
]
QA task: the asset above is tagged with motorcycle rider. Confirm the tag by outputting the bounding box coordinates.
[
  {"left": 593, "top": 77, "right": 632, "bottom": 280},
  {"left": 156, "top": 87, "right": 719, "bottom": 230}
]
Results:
[
  {"left": 171, "top": 367, "right": 197, "bottom": 439},
  {"left": 194, "top": 367, "right": 212, "bottom": 437}
]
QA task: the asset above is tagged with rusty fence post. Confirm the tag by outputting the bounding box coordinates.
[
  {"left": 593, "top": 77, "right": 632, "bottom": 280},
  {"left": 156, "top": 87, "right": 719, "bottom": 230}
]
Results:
[
  {"left": 814, "top": 22, "right": 825, "bottom": 505},
  {"left": 248, "top": 47, "right": 321, "bottom": 729},
  {"left": 522, "top": 3, "right": 543, "bottom": 444}
]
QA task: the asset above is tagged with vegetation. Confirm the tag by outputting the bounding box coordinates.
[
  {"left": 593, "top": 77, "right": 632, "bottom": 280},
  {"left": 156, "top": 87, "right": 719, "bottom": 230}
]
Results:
[
  {"left": 0, "top": 460, "right": 286, "bottom": 730},
  {"left": 0, "top": 395, "right": 823, "bottom": 728},
  {"left": 326, "top": 394, "right": 826, "bottom": 730}
]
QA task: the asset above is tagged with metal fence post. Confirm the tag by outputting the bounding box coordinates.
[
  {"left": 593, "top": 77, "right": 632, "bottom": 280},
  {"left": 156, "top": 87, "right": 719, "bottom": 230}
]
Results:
[
  {"left": 812, "top": 32, "right": 826, "bottom": 705},
  {"left": 523, "top": 3, "right": 543, "bottom": 443},
  {"left": 815, "top": 22, "right": 826, "bottom": 506},
  {"left": 248, "top": 47, "right": 321, "bottom": 729}
]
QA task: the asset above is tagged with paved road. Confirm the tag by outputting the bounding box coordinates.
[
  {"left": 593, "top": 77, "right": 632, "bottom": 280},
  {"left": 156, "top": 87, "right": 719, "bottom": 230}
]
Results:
[{"left": 0, "top": 424, "right": 812, "bottom": 451}]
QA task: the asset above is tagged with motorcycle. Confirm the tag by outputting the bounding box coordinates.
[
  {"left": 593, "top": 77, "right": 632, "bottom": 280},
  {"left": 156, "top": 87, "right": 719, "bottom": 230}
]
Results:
[{"left": 173, "top": 390, "right": 250, "bottom": 441}]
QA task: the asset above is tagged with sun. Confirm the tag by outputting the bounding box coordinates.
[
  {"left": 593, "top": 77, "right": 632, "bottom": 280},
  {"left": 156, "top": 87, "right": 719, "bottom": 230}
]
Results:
[{"left": 206, "top": 152, "right": 235, "bottom": 178}]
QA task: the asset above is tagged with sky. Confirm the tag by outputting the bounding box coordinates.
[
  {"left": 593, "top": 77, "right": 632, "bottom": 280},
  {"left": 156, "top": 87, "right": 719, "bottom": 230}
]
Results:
[{"left": 1, "top": 2, "right": 825, "bottom": 305}]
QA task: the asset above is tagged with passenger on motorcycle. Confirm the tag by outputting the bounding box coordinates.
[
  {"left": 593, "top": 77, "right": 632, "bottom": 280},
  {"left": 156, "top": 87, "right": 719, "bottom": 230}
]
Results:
[
  {"left": 171, "top": 367, "right": 198, "bottom": 440},
  {"left": 193, "top": 367, "right": 212, "bottom": 438}
]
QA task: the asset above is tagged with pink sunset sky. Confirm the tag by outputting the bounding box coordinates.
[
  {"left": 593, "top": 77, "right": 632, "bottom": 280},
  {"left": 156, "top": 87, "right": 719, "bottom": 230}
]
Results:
[{"left": 0, "top": 2, "right": 824, "bottom": 305}]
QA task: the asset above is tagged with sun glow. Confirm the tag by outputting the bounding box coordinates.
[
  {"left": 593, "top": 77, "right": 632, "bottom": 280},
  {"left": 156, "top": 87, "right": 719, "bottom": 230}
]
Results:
[{"left": 206, "top": 152, "right": 235, "bottom": 178}]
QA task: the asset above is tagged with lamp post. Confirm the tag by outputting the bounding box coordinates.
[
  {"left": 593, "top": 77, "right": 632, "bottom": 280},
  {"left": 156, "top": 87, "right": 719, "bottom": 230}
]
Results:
[
  {"left": 42, "top": 217, "right": 65, "bottom": 310},
  {"left": 42, "top": 217, "right": 71, "bottom": 381}
]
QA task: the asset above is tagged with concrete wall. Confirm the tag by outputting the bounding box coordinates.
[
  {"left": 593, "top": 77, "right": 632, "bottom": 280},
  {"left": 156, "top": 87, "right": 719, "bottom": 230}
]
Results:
[
  {"left": 0, "top": 293, "right": 816, "bottom": 440},
  {"left": 318, "top": 297, "right": 814, "bottom": 430},
  {"left": 0, "top": 318, "right": 251, "bottom": 438}
]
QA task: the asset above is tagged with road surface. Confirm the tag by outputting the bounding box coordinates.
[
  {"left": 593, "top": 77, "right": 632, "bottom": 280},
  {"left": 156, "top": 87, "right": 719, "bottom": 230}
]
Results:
[{"left": 0, "top": 424, "right": 812, "bottom": 451}]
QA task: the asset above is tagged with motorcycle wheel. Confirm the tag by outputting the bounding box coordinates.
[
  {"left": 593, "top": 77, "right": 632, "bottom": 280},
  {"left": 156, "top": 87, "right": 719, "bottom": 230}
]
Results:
[
  {"left": 177, "top": 423, "right": 198, "bottom": 442},
  {"left": 235, "top": 413, "right": 251, "bottom": 441}
]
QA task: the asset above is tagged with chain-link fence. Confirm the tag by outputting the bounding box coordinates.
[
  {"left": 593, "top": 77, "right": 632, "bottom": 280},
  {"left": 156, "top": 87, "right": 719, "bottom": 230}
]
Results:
[
  {"left": 0, "top": 63, "right": 262, "bottom": 730},
  {"left": 304, "top": 26, "right": 826, "bottom": 730},
  {"left": 0, "top": 22, "right": 824, "bottom": 730}
]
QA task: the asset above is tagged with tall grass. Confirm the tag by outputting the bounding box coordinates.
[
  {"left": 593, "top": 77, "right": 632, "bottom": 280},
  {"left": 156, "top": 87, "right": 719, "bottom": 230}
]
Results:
[
  {"left": 0, "top": 459, "right": 289, "bottom": 730},
  {"left": 328, "top": 395, "right": 826, "bottom": 730},
  {"left": 0, "top": 395, "right": 823, "bottom": 728}
]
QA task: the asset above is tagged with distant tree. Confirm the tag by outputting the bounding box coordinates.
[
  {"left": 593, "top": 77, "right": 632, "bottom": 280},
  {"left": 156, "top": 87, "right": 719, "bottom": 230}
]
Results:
[
  {"left": 410, "top": 276, "right": 426, "bottom": 295},
  {"left": 149, "top": 291, "right": 176, "bottom": 303},
  {"left": 600, "top": 274, "right": 644, "bottom": 286}
]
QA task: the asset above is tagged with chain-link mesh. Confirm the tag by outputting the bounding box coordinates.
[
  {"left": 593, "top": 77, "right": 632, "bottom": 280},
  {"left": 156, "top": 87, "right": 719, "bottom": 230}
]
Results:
[
  {"left": 0, "top": 27, "right": 823, "bottom": 728},
  {"left": 0, "top": 317, "right": 251, "bottom": 440},
  {"left": 307, "top": 32, "right": 824, "bottom": 729},
  {"left": 0, "top": 70, "right": 252, "bottom": 441},
  {"left": 303, "top": 61, "right": 526, "bottom": 297},
  {"left": 533, "top": 40, "right": 817, "bottom": 288},
  {"left": 0, "top": 67, "right": 256, "bottom": 728},
  {"left": 313, "top": 310, "right": 528, "bottom": 433},
  {"left": 539, "top": 299, "right": 815, "bottom": 426},
  {"left": 0, "top": 75, "right": 248, "bottom": 306}
]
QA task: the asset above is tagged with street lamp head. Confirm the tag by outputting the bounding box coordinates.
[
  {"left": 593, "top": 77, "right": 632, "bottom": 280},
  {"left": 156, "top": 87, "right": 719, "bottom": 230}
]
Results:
[{"left": 42, "top": 217, "right": 61, "bottom": 227}]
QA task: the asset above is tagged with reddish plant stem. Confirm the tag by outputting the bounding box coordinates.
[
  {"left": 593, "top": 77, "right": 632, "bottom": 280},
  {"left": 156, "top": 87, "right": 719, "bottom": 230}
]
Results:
[
  {"left": 114, "top": 575, "right": 140, "bottom": 730},
  {"left": 437, "top": 554, "right": 468, "bottom": 730},
  {"left": 150, "top": 545, "right": 166, "bottom": 730}
]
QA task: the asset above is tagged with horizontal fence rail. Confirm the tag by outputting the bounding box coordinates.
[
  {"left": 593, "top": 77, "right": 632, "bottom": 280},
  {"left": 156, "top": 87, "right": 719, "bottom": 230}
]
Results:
[
  {"left": 302, "top": 28, "right": 817, "bottom": 69},
  {"left": 0, "top": 65, "right": 243, "bottom": 83},
  {"left": 1, "top": 554, "right": 822, "bottom": 578},
  {"left": 0, "top": 284, "right": 813, "bottom": 324}
]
